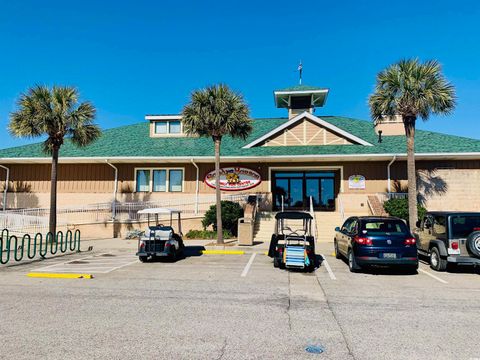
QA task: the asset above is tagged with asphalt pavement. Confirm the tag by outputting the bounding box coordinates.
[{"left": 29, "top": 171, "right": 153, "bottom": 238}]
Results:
[{"left": 0, "top": 239, "right": 479, "bottom": 360}]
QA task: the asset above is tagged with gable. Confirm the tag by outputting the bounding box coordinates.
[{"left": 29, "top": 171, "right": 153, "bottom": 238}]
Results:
[
  {"left": 261, "top": 118, "right": 355, "bottom": 146},
  {"left": 243, "top": 112, "right": 373, "bottom": 148}
]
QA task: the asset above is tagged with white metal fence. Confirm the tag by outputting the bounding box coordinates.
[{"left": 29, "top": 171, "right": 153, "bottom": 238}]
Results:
[{"left": 0, "top": 192, "right": 264, "bottom": 235}]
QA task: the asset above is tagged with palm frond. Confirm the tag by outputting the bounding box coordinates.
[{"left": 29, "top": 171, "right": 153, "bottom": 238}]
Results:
[{"left": 369, "top": 58, "right": 456, "bottom": 122}]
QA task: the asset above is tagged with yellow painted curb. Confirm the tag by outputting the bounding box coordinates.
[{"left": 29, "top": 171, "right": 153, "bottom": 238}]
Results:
[
  {"left": 201, "top": 250, "right": 245, "bottom": 255},
  {"left": 27, "top": 272, "right": 94, "bottom": 279},
  {"left": 331, "top": 252, "right": 336, "bottom": 257},
  {"left": 263, "top": 251, "right": 268, "bottom": 256}
]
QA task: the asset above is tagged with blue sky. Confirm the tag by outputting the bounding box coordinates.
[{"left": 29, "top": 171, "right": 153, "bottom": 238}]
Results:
[{"left": 1, "top": 0, "right": 479, "bottom": 149}]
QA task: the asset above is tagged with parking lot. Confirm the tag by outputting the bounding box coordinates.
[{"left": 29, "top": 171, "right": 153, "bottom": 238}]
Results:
[{"left": 0, "top": 240, "right": 479, "bottom": 360}]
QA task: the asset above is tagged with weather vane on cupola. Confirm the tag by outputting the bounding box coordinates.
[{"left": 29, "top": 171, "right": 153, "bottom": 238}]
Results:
[{"left": 297, "top": 60, "right": 303, "bottom": 85}]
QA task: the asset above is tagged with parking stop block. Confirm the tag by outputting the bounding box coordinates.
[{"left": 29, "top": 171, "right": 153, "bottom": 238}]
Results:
[{"left": 27, "top": 272, "right": 94, "bottom": 279}]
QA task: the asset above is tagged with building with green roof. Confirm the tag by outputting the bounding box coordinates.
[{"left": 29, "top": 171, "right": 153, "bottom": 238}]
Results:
[{"left": 1, "top": 85, "right": 480, "bottom": 232}]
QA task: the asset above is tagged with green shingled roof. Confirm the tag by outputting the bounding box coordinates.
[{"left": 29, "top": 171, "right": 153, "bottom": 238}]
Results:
[{"left": 1, "top": 116, "right": 480, "bottom": 159}]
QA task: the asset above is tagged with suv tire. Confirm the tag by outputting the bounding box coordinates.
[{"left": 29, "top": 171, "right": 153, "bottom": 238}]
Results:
[
  {"left": 466, "top": 231, "right": 480, "bottom": 258},
  {"left": 430, "top": 247, "right": 447, "bottom": 272},
  {"left": 348, "top": 249, "right": 361, "bottom": 273}
]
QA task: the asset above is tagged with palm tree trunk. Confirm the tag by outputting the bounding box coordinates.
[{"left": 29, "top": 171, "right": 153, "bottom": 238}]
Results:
[
  {"left": 404, "top": 116, "right": 418, "bottom": 231},
  {"left": 214, "top": 137, "right": 223, "bottom": 244},
  {"left": 49, "top": 146, "right": 59, "bottom": 236}
]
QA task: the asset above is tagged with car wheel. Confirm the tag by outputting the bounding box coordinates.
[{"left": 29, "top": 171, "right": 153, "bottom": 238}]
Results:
[
  {"left": 139, "top": 256, "right": 148, "bottom": 263},
  {"left": 348, "top": 249, "right": 361, "bottom": 273},
  {"left": 334, "top": 240, "right": 341, "bottom": 259},
  {"left": 430, "top": 247, "right": 447, "bottom": 272}
]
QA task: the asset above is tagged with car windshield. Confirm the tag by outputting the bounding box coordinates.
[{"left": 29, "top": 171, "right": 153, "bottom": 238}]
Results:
[
  {"left": 361, "top": 219, "right": 408, "bottom": 235},
  {"left": 450, "top": 215, "right": 480, "bottom": 238}
]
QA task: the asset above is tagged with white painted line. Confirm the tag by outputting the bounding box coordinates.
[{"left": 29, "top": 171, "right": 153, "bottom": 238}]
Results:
[
  {"left": 241, "top": 253, "right": 257, "bottom": 277},
  {"left": 418, "top": 269, "right": 448, "bottom": 284},
  {"left": 32, "top": 254, "right": 98, "bottom": 271},
  {"left": 320, "top": 254, "right": 336, "bottom": 280},
  {"left": 103, "top": 259, "right": 139, "bottom": 273}
]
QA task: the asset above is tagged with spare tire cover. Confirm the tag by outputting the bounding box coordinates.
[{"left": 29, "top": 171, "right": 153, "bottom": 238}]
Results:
[{"left": 466, "top": 231, "right": 480, "bottom": 258}]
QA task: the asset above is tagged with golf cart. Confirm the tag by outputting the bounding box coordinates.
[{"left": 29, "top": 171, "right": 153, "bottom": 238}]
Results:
[
  {"left": 268, "top": 211, "right": 316, "bottom": 271},
  {"left": 135, "top": 208, "right": 185, "bottom": 262}
]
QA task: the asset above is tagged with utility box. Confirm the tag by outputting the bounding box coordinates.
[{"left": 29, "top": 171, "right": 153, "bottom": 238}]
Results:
[{"left": 237, "top": 217, "right": 254, "bottom": 246}]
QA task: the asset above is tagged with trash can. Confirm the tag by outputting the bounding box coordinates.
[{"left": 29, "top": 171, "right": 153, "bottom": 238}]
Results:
[{"left": 237, "top": 217, "right": 254, "bottom": 246}]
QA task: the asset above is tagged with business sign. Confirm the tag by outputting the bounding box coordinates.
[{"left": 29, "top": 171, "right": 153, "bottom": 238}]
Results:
[
  {"left": 205, "top": 167, "right": 261, "bottom": 191},
  {"left": 348, "top": 175, "right": 366, "bottom": 189}
]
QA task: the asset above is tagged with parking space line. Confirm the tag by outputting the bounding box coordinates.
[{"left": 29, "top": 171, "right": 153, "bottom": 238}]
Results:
[
  {"left": 418, "top": 269, "right": 448, "bottom": 284},
  {"left": 320, "top": 254, "right": 336, "bottom": 280},
  {"left": 241, "top": 253, "right": 256, "bottom": 277},
  {"left": 103, "top": 259, "right": 139, "bottom": 273},
  {"left": 31, "top": 252, "right": 138, "bottom": 274}
]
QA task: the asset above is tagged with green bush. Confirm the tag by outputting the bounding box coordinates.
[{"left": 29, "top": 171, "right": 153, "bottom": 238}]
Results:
[
  {"left": 383, "top": 198, "right": 427, "bottom": 223},
  {"left": 185, "top": 229, "right": 233, "bottom": 240},
  {"left": 202, "top": 201, "right": 244, "bottom": 236}
]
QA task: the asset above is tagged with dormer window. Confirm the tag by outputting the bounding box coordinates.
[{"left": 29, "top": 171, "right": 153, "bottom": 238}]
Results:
[
  {"left": 154, "top": 120, "right": 182, "bottom": 135},
  {"left": 146, "top": 115, "right": 184, "bottom": 137}
]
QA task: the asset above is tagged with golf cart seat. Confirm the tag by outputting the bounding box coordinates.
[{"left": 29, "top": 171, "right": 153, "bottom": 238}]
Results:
[{"left": 145, "top": 226, "right": 173, "bottom": 240}]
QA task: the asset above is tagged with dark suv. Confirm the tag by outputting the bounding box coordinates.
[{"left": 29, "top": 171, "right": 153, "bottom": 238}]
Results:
[{"left": 415, "top": 212, "right": 480, "bottom": 271}]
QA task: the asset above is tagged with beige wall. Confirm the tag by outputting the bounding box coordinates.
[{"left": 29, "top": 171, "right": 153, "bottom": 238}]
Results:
[{"left": 2, "top": 159, "right": 480, "bottom": 211}]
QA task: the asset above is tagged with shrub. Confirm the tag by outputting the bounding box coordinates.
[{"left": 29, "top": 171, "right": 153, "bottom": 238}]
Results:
[
  {"left": 202, "top": 201, "right": 244, "bottom": 236},
  {"left": 383, "top": 198, "right": 427, "bottom": 224},
  {"left": 185, "top": 229, "right": 233, "bottom": 239}
]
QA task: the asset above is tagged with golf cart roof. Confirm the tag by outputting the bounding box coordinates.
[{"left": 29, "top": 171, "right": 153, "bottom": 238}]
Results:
[
  {"left": 137, "top": 208, "right": 182, "bottom": 215},
  {"left": 275, "top": 211, "right": 313, "bottom": 220}
]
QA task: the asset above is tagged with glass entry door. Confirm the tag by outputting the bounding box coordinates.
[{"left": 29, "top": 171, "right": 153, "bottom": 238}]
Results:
[{"left": 273, "top": 171, "right": 336, "bottom": 211}]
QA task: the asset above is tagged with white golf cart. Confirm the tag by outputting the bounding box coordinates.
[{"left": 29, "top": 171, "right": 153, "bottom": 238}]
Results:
[{"left": 135, "top": 208, "right": 185, "bottom": 262}]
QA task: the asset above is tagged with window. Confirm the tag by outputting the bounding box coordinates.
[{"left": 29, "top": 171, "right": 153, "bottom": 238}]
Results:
[
  {"left": 169, "top": 121, "right": 181, "bottom": 134},
  {"left": 135, "top": 168, "right": 183, "bottom": 192},
  {"left": 433, "top": 216, "right": 446, "bottom": 236},
  {"left": 361, "top": 219, "right": 409, "bottom": 235},
  {"left": 153, "top": 170, "right": 167, "bottom": 192},
  {"left": 136, "top": 170, "right": 150, "bottom": 192},
  {"left": 154, "top": 120, "right": 182, "bottom": 135},
  {"left": 169, "top": 169, "right": 183, "bottom": 192},
  {"left": 154, "top": 122, "right": 168, "bottom": 134},
  {"left": 451, "top": 215, "right": 480, "bottom": 238}
]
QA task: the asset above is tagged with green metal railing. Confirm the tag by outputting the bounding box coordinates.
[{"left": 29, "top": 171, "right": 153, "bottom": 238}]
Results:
[{"left": 0, "top": 229, "right": 81, "bottom": 265}]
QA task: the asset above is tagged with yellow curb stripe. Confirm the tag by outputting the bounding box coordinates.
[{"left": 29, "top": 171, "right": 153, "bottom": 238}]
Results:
[
  {"left": 263, "top": 251, "right": 268, "bottom": 256},
  {"left": 331, "top": 252, "right": 336, "bottom": 257},
  {"left": 201, "top": 250, "right": 245, "bottom": 255},
  {"left": 27, "top": 272, "right": 94, "bottom": 279}
]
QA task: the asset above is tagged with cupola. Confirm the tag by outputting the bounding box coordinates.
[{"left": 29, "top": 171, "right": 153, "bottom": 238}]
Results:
[{"left": 274, "top": 85, "right": 329, "bottom": 119}]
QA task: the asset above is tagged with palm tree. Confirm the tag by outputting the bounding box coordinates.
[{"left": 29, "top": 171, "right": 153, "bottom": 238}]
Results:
[
  {"left": 9, "top": 85, "right": 101, "bottom": 235},
  {"left": 182, "top": 84, "right": 252, "bottom": 244},
  {"left": 369, "top": 59, "right": 455, "bottom": 230}
]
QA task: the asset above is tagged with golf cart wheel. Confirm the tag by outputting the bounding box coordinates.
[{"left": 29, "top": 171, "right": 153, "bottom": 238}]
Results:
[
  {"left": 334, "top": 240, "right": 341, "bottom": 259},
  {"left": 170, "top": 248, "right": 177, "bottom": 262},
  {"left": 273, "top": 257, "right": 280, "bottom": 268},
  {"left": 430, "top": 247, "right": 447, "bottom": 272},
  {"left": 139, "top": 256, "right": 148, "bottom": 263},
  {"left": 348, "top": 249, "right": 361, "bottom": 273}
]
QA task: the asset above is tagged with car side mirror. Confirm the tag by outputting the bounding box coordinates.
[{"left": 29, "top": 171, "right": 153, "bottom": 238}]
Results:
[{"left": 335, "top": 227, "right": 340, "bottom": 232}]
